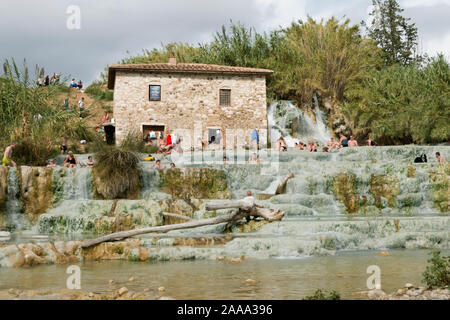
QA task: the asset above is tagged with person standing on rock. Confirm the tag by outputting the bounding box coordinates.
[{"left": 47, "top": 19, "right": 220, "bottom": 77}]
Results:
[{"left": 2, "top": 142, "right": 17, "bottom": 167}]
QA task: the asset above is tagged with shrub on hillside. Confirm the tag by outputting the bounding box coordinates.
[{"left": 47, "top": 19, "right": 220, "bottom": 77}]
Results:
[{"left": 422, "top": 250, "right": 450, "bottom": 289}]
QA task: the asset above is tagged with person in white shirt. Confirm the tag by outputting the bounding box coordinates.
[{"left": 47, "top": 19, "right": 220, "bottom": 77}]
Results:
[{"left": 78, "top": 97, "right": 85, "bottom": 111}]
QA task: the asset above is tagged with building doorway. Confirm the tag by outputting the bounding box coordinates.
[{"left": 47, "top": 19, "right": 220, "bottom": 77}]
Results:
[
  {"left": 104, "top": 124, "right": 115, "bottom": 145},
  {"left": 142, "top": 125, "right": 165, "bottom": 141}
]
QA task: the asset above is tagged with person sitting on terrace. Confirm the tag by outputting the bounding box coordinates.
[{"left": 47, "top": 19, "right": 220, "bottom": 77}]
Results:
[
  {"left": 366, "top": 139, "right": 376, "bottom": 146},
  {"left": 151, "top": 159, "right": 166, "bottom": 170},
  {"left": 339, "top": 133, "right": 348, "bottom": 148},
  {"left": 64, "top": 151, "right": 78, "bottom": 168},
  {"left": 276, "top": 137, "right": 287, "bottom": 152},
  {"left": 313, "top": 141, "right": 319, "bottom": 152},
  {"left": 162, "top": 144, "right": 175, "bottom": 156},
  {"left": 86, "top": 156, "right": 94, "bottom": 167},
  {"left": 436, "top": 152, "right": 446, "bottom": 163},
  {"left": 248, "top": 153, "right": 262, "bottom": 163},
  {"left": 328, "top": 137, "right": 339, "bottom": 150},
  {"left": 46, "top": 159, "right": 57, "bottom": 167},
  {"left": 170, "top": 162, "right": 176, "bottom": 169},
  {"left": 294, "top": 142, "right": 304, "bottom": 150},
  {"left": 306, "top": 141, "right": 313, "bottom": 152},
  {"left": 156, "top": 136, "right": 166, "bottom": 154},
  {"left": 348, "top": 136, "right": 358, "bottom": 147}
]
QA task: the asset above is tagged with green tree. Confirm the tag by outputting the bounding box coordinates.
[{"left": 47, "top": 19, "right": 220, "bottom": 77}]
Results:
[
  {"left": 364, "top": 0, "right": 419, "bottom": 66},
  {"left": 343, "top": 55, "right": 450, "bottom": 144},
  {"left": 273, "top": 17, "right": 381, "bottom": 106}
]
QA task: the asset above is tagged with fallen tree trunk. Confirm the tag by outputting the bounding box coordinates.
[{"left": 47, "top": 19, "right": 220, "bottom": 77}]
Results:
[
  {"left": 275, "top": 173, "right": 294, "bottom": 195},
  {"left": 162, "top": 212, "right": 192, "bottom": 221},
  {"left": 81, "top": 200, "right": 284, "bottom": 248},
  {"left": 81, "top": 211, "right": 238, "bottom": 248}
]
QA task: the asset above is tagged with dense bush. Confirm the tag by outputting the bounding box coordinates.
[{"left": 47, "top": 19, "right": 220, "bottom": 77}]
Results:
[
  {"left": 93, "top": 134, "right": 141, "bottom": 199},
  {"left": 343, "top": 55, "right": 450, "bottom": 144},
  {"left": 422, "top": 250, "right": 450, "bottom": 289},
  {"left": 304, "top": 289, "right": 341, "bottom": 300}
]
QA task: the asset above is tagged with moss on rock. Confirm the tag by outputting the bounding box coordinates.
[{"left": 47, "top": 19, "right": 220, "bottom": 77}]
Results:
[
  {"left": 428, "top": 169, "right": 449, "bottom": 213},
  {"left": 369, "top": 174, "right": 400, "bottom": 208},
  {"left": 332, "top": 173, "right": 360, "bottom": 214},
  {"left": 158, "top": 168, "right": 232, "bottom": 199},
  {"left": 19, "top": 166, "right": 54, "bottom": 223}
]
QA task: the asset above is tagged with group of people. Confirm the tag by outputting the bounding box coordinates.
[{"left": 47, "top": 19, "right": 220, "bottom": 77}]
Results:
[
  {"left": 275, "top": 133, "right": 376, "bottom": 153},
  {"left": 37, "top": 73, "right": 60, "bottom": 86},
  {"left": 145, "top": 131, "right": 183, "bottom": 157},
  {"left": 150, "top": 159, "right": 176, "bottom": 170},
  {"left": 59, "top": 153, "right": 94, "bottom": 168},
  {"left": 70, "top": 79, "right": 83, "bottom": 90}
]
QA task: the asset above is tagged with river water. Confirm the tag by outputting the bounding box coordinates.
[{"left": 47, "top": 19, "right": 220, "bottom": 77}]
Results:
[{"left": 0, "top": 249, "right": 445, "bottom": 299}]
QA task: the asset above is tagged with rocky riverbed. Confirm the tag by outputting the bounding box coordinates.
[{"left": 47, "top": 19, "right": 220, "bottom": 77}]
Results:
[{"left": 358, "top": 283, "right": 449, "bottom": 300}]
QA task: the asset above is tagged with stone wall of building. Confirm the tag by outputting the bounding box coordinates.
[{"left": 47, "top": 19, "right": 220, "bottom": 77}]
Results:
[{"left": 113, "top": 71, "right": 268, "bottom": 149}]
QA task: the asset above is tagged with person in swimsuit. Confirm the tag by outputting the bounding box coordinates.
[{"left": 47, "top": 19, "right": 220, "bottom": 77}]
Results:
[
  {"left": 64, "top": 151, "right": 78, "bottom": 168},
  {"left": 339, "top": 133, "right": 348, "bottom": 148},
  {"left": 86, "top": 156, "right": 94, "bottom": 167},
  {"left": 60, "top": 137, "right": 68, "bottom": 154},
  {"left": 348, "top": 136, "right": 358, "bottom": 147},
  {"left": 2, "top": 142, "right": 17, "bottom": 167},
  {"left": 436, "top": 152, "right": 446, "bottom": 163},
  {"left": 47, "top": 159, "right": 57, "bottom": 167}
]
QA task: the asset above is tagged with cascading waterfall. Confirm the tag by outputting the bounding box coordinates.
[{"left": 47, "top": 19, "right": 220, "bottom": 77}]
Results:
[
  {"left": 268, "top": 99, "right": 331, "bottom": 147},
  {"left": 62, "top": 168, "right": 93, "bottom": 200},
  {"left": 5, "top": 168, "right": 29, "bottom": 230}
]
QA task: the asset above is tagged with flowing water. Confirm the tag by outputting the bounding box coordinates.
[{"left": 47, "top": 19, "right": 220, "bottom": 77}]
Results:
[
  {"left": 61, "top": 168, "right": 93, "bottom": 200},
  {"left": 268, "top": 100, "right": 331, "bottom": 147},
  {"left": 4, "top": 168, "right": 29, "bottom": 231},
  {"left": 0, "top": 249, "right": 446, "bottom": 299}
]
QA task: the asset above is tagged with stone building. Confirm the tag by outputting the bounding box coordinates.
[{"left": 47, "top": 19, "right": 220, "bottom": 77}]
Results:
[{"left": 107, "top": 57, "right": 273, "bottom": 149}]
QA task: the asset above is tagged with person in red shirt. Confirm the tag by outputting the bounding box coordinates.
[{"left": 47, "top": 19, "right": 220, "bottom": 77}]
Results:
[{"left": 166, "top": 133, "right": 172, "bottom": 146}]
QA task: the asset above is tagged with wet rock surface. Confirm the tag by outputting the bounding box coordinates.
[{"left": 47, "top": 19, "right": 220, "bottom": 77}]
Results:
[{"left": 359, "top": 283, "right": 450, "bottom": 300}]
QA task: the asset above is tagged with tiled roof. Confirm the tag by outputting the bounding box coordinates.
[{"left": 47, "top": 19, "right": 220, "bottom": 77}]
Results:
[{"left": 107, "top": 63, "right": 273, "bottom": 89}]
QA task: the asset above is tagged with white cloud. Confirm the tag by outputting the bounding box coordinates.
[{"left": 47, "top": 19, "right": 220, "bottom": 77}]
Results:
[
  {"left": 254, "top": 0, "right": 308, "bottom": 30},
  {"left": 400, "top": 0, "right": 450, "bottom": 8}
]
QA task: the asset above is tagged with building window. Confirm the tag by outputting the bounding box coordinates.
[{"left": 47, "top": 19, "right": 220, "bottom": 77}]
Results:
[
  {"left": 149, "top": 85, "right": 161, "bottom": 101},
  {"left": 219, "top": 89, "right": 231, "bottom": 106}
]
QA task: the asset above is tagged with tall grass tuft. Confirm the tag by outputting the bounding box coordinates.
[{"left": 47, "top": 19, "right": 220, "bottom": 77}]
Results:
[
  {"left": 92, "top": 133, "right": 141, "bottom": 199},
  {"left": 0, "top": 58, "right": 93, "bottom": 165}
]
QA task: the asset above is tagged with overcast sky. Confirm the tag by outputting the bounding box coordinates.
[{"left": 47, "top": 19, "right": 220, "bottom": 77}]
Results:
[{"left": 0, "top": 0, "right": 448, "bottom": 84}]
